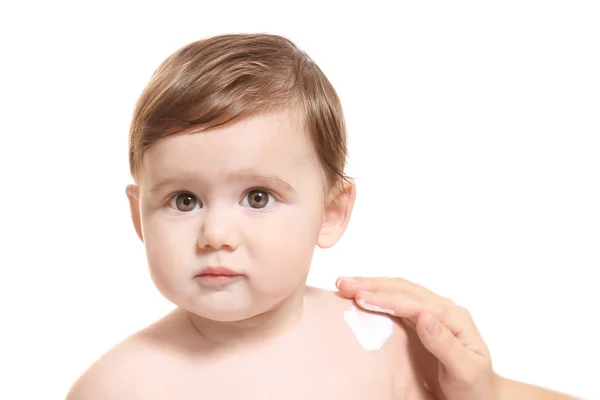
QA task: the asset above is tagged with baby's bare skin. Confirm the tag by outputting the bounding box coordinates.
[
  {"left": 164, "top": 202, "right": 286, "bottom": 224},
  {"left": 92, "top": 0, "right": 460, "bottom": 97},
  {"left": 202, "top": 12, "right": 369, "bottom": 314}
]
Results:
[{"left": 67, "top": 288, "right": 434, "bottom": 400}]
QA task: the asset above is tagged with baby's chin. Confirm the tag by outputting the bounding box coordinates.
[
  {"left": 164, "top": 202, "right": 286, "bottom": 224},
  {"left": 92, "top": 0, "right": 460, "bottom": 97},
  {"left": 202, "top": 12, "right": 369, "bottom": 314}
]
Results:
[
  {"left": 154, "top": 276, "right": 308, "bottom": 322},
  {"left": 187, "top": 293, "right": 310, "bottom": 328},
  {"left": 169, "top": 291, "right": 288, "bottom": 323},
  {"left": 185, "top": 303, "right": 265, "bottom": 322}
]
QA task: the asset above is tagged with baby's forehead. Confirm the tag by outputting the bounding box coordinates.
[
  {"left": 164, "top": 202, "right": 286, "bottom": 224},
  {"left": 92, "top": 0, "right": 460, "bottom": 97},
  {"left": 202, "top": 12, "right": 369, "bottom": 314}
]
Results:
[{"left": 144, "top": 112, "right": 317, "bottom": 172}]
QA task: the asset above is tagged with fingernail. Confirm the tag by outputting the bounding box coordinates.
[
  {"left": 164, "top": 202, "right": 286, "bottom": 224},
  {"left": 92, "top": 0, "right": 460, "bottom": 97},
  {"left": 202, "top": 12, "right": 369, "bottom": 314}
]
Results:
[
  {"left": 337, "top": 277, "right": 358, "bottom": 288},
  {"left": 356, "top": 296, "right": 395, "bottom": 316},
  {"left": 424, "top": 313, "right": 438, "bottom": 335}
]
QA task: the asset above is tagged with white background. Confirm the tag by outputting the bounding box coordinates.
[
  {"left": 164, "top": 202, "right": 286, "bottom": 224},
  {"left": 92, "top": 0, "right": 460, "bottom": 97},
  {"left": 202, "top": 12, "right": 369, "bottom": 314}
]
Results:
[{"left": 1, "top": 1, "right": 598, "bottom": 399}]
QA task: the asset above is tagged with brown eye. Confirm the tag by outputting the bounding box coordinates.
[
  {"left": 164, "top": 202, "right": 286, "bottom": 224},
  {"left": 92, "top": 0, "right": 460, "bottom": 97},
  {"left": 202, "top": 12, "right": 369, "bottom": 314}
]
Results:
[
  {"left": 246, "top": 190, "right": 270, "bottom": 209},
  {"left": 174, "top": 193, "right": 198, "bottom": 212}
]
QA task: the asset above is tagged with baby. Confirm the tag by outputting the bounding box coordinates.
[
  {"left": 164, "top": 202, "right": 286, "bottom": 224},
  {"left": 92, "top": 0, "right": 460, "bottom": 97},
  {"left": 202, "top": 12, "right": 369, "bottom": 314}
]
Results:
[{"left": 66, "top": 33, "right": 434, "bottom": 400}]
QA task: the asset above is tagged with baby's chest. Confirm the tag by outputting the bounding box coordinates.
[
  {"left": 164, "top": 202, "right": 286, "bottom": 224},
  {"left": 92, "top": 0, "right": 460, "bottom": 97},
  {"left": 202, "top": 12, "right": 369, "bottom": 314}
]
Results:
[
  {"left": 171, "top": 364, "right": 396, "bottom": 400},
  {"left": 149, "top": 351, "right": 401, "bottom": 400}
]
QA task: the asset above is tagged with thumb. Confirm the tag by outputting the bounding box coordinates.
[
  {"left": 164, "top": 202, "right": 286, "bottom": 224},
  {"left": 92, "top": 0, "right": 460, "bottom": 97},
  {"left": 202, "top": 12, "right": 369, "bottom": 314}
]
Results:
[{"left": 416, "top": 312, "right": 473, "bottom": 381}]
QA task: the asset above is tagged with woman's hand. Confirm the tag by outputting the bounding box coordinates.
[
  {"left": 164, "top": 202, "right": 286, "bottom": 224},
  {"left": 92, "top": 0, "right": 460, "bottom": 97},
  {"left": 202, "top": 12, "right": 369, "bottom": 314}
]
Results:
[
  {"left": 336, "top": 276, "right": 580, "bottom": 400},
  {"left": 336, "top": 276, "right": 499, "bottom": 400}
]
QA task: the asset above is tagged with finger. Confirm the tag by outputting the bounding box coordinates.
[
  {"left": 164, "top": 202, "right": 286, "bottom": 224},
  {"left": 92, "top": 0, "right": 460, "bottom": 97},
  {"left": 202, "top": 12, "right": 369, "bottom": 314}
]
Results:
[
  {"left": 335, "top": 277, "right": 363, "bottom": 298},
  {"left": 336, "top": 276, "right": 421, "bottom": 294},
  {"left": 356, "top": 290, "right": 471, "bottom": 338},
  {"left": 361, "top": 290, "right": 491, "bottom": 361},
  {"left": 355, "top": 290, "right": 427, "bottom": 329},
  {"left": 416, "top": 312, "right": 483, "bottom": 384},
  {"left": 337, "top": 276, "right": 433, "bottom": 293},
  {"left": 336, "top": 276, "right": 451, "bottom": 305}
]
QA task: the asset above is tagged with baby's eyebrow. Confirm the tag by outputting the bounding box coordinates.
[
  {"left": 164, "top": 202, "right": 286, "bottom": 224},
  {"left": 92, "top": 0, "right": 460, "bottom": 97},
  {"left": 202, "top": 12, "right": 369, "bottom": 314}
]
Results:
[
  {"left": 148, "top": 171, "right": 295, "bottom": 194},
  {"left": 236, "top": 172, "right": 295, "bottom": 193}
]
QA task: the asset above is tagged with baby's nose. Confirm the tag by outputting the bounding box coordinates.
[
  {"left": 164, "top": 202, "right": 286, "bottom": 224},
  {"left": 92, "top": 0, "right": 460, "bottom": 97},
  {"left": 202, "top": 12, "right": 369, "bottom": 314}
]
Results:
[{"left": 196, "top": 207, "right": 239, "bottom": 251}]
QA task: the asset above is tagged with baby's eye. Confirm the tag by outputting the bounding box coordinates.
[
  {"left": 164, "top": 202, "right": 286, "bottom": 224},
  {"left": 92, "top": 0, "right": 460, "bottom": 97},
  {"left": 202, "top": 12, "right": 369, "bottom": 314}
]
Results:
[
  {"left": 242, "top": 189, "right": 274, "bottom": 209},
  {"left": 170, "top": 192, "right": 201, "bottom": 212}
]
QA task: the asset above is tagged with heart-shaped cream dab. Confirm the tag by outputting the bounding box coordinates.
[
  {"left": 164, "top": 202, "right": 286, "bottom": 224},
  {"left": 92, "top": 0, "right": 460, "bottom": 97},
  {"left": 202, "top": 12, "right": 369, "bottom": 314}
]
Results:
[{"left": 343, "top": 305, "right": 393, "bottom": 352}]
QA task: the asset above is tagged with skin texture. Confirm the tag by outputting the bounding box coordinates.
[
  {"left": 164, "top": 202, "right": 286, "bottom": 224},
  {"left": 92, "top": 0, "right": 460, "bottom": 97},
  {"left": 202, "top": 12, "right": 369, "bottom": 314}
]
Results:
[
  {"left": 65, "top": 108, "right": 436, "bottom": 399},
  {"left": 337, "top": 277, "right": 581, "bottom": 400},
  {"left": 66, "top": 290, "right": 436, "bottom": 399}
]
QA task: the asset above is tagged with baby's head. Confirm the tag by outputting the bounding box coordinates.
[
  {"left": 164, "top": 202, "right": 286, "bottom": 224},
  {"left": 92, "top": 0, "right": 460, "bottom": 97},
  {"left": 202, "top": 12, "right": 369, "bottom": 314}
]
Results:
[{"left": 126, "top": 33, "right": 355, "bottom": 322}]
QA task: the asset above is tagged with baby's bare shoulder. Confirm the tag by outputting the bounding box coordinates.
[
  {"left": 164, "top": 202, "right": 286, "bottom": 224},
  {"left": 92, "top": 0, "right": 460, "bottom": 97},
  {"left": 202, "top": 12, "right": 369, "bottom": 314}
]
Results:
[
  {"left": 65, "top": 337, "right": 153, "bottom": 399},
  {"left": 306, "top": 286, "right": 411, "bottom": 348},
  {"left": 65, "top": 309, "right": 197, "bottom": 400},
  {"left": 306, "top": 287, "right": 431, "bottom": 399}
]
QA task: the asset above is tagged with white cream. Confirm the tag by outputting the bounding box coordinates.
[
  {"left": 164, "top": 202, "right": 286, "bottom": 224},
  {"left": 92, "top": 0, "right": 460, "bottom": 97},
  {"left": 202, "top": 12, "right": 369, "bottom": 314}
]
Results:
[
  {"left": 343, "top": 304, "right": 393, "bottom": 352},
  {"left": 356, "top": 299, "right": 396, "bottom": 316}
]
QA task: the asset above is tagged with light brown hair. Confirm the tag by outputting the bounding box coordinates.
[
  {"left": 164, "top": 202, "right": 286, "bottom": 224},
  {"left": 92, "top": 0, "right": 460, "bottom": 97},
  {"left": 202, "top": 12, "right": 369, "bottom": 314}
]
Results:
[{"left": 128, "top": 33, "right": 351, "bottom": 193}]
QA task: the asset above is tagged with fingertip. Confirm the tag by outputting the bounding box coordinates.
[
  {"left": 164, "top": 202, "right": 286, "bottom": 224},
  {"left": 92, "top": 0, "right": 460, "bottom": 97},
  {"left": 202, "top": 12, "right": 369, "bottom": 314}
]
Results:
[
  {"left": 415, "top": 312, "right": 468, "bottom": 377},
  {"left": 335, "top": 277, "right": 353, "bottom": 298},
  {"left": 416, "top": 312, "right": 439, "bottom": 341},
  {"left": 422, "top": 312, "right": 439, "bottom": 336},
  {"left": 336, "top": 277, "right": 359, "bottom": 290}
]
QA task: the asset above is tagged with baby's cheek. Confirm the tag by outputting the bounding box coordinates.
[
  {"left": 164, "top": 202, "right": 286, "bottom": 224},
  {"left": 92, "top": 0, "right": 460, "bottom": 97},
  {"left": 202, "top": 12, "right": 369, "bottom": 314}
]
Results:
[
  {"left": 255, "top": 220, "right": 317, "bottom": 286},
  {"left": 144, "top": 224, "right": 193, "bottom": 280}
]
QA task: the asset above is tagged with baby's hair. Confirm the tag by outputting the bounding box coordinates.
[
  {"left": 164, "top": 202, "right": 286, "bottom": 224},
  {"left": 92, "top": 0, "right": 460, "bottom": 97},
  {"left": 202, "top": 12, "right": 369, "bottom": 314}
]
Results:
[{"left": 128, "top": 33, "right": 351, "bottom": 194}]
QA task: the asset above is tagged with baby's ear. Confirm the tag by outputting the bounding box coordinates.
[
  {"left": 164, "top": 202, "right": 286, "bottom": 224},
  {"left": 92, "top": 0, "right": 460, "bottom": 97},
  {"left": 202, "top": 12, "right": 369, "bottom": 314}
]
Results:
[
  {"left": 125, "top": 184, "right": 143, "bottom": 242},
  {"left": 317, "top": 178, "right": 356, "bottom": 249}
]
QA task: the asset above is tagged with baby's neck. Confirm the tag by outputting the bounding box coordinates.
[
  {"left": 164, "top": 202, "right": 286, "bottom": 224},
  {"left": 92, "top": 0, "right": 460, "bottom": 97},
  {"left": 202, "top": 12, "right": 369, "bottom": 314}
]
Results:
[{"left": 185, "top": 287, "right": 307, "bottom": 352}]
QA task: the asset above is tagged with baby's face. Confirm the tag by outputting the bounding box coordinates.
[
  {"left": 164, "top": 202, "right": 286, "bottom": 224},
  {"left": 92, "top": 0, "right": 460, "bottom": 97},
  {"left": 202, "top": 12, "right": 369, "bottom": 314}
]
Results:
[{"left": 131, "top": 108, "right": 329, "bottom": 321}]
